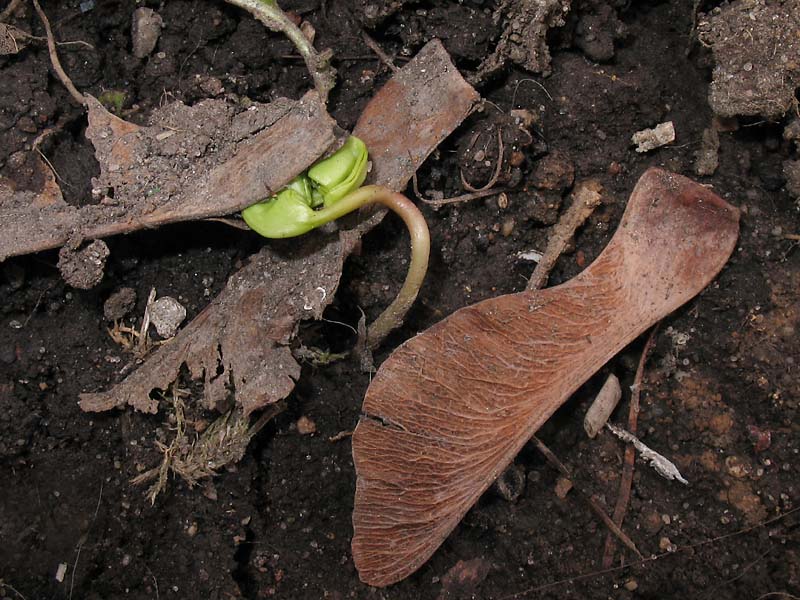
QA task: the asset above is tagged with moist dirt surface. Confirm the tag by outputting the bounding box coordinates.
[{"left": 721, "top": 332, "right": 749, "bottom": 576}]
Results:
[{"left": 1, "top": 1, "right": 799, "bottom": 599}]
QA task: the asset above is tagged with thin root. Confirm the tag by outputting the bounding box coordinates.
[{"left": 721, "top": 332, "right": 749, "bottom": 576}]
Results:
[
  {"left": 601, "top": 325, "right": 660, "bottom": 568},
  {"left": 0, "top": 0, "right": 24, "bottom": 23},
  {"left": 460, "top": 130, "right": 504, "bottom": 193},
  {"left": 32, "top": 0, "right": 86, "bottom": 106},
  {"left": 413, "top": 171, "right": 507, "bottom": 207}
]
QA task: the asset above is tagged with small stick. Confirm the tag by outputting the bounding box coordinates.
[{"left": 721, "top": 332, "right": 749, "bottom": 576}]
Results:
[
  {"left": 361, "top": 29, "right": 398, "bottom": 73},
  {"left": 601, "top": 325, "right": 659, "bottom": 568},
  {"left": 32, "top": 0, "right": 86, "bottom": 106},
  {"left": 328, "top": 429, "right": 353, "bottom": 443},
  {"left": 0, "top": 0, "right": 24, "bottom": 23},
  {"left": 531, "top": 435, "right": 642, "bottom": 559},
  {"left": 526, "top": 179, "right": 602, "bottom": 291},
  {"left": 784, "top": 233, "right": 800, "bottom": 241}
]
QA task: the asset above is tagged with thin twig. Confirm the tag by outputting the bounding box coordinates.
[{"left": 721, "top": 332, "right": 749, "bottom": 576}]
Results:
[
  {"left": 0, "top": 0, "right": 24, "bottom": 23},
  {"left": 527, "top": 179, "right": 602, "bottom": 291},
  {"left": 784, "top": 233, "right": 800, "bottom": 241},
  {"left": 328, "top": 430, "right": 353, "bottom": 442},
  {"left": 602, "top": 325, "right": 659, "bottom": 568},
  {"left": 145, "top": 566, "right": 160, "bottom": 600},
  {"left": 137, "top": 288, "right": 157, "bottom": 356},
  {"left": 531, "top": 435, "right": 642, "bottom": 559},
  {"left": 360, "top": 29, "right": 398, "bottom": 73},
  {"left": 32, "top": 0, "right": 86, "bottom": 106},
  {"left": 7, "top": 25, "right": 94, "bottom": 49},
  {"left": 68, "top": 480, "right": 103, "bottom": 600}
]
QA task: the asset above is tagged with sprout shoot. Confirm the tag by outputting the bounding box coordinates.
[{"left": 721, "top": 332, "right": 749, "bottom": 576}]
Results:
[{"left": 242, "top": 137, "right": 430, "bottom": 349}]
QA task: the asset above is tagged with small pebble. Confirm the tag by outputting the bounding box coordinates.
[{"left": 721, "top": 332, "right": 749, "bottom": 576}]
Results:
[
  {"left": 131, "top": 7, "right": 163, "bottom": 58},
  {"left": 554, "top": 477, "right": 573, "bottom": 499},
  {"left": 296, "top": 415, "right": 317, "bottom": 435},
  {"left": 149, "top": 296, "right": 186, "bottom": 338}
]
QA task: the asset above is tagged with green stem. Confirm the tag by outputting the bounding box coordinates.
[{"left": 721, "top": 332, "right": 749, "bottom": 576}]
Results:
[
  {"left": 223, "top": 0, "right": 336, "bottom": 103},
  {"left": 311, "top": 185, "right": 430, "bottom": 349}
]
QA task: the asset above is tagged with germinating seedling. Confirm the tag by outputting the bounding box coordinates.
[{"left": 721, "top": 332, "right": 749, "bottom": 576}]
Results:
[{"left": 242, "top": 137, "right": 430, "bottom": 349}]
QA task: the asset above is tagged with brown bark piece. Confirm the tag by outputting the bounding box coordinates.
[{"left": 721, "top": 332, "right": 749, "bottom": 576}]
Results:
[
  {"left": 79, "top": 236, "right": 348, "bottom": 415},
  {"left": 0, "top": 91, "right": 336, "bottom": 261},
  {"left": 79, "top": 39, "right": 479, "bottom": 416},
  {"left": 354, "top": 39, "right": 480, "bottom": 193},
  {"left": 351, "top": 168, "right": 740, "bottom": 587}
]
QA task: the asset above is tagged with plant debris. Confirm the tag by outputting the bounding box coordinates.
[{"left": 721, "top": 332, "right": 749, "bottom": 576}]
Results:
[
  {"left": 57, "top": 239, "right": 109, "bottom": 290},
  {"left": 526, "top": 179, "right": 603, "bottom": 290},
  {"left": 0, "top": 22, "right": 27, "bottom": 54},
  {"left": 606, "top": 423, "right": 689, "bottom": 485},
  {"left": 79, "top": 39, "right": 478, "bottom": 418},
  {"left": 0, "top": 92, "right": 337, "bottom": 261},
  {"left": 697, "top": 0, "right": 800, "bottom": 119},
  {"left": 474, "top": 0, "right": 571, "bottom": 83},
  {"left": 632, "top": 121, "right": 675, "bottom": 153},
  {"left": 583, "top": 373, "right": 622, "bottom": 438},
  {"left": 694, "top": 126, "right": 721, "bottom": 176},
  {"left": 351, "top": 168, "right": 740, "bottom": 586}
]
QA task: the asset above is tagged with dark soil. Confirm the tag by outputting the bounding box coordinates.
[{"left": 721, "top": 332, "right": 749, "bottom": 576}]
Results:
[{"left": 1, "top": 1, "right": 798, "bottom": 599}]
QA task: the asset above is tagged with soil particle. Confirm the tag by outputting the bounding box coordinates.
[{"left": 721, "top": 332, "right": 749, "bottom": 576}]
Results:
[
  {"left": 131, "top": 7, "right": 163, "bottom": 59},
  {"left": 57, "top": 239, "right": 110, "bottom": 289},
  {"left": 631, "top": 121, "right": 675, "bottom": 153},
  {"left": 697, "top": 0, "right": 800, "bottom": 119},
  {"left": 494, "top": 462, "right": 527, "bottom": 503},
  {"left": 573, "top": 3, "right": 627, "bottom": 62},
  {"left": 103, "top": 286, "right": 136, "bottom": 320},
  {"left": 530, "top": 149, "right": 575, "bottom": 190},
  {"left": 784, "top": 159, "right": 800, "bottom": 200},
  {"left": 437, "top": 558, "right": 492, "bottom": 600}
]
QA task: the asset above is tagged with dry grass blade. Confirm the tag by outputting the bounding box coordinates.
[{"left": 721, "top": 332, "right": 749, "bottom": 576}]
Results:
[{"left": 133, "top": 391, "right": 286, "bottom": 503}]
